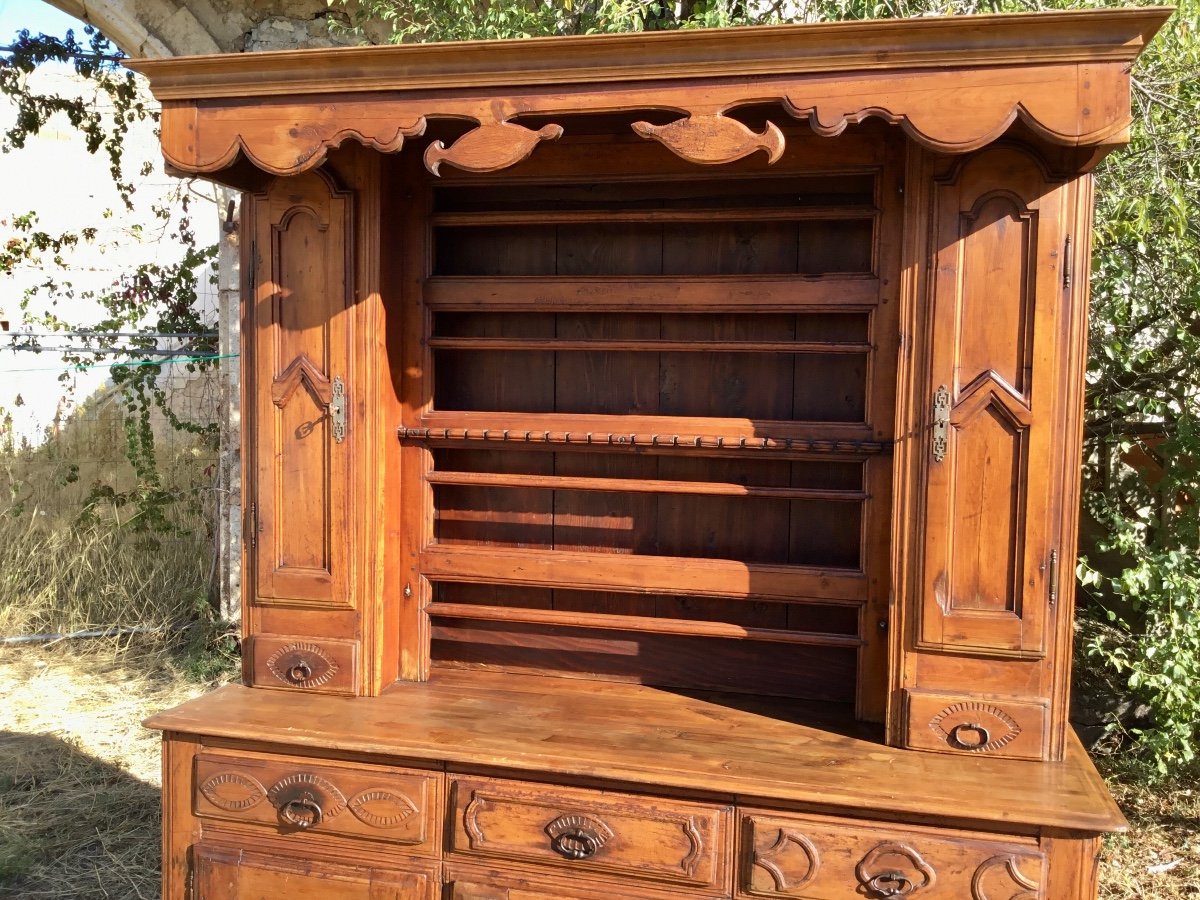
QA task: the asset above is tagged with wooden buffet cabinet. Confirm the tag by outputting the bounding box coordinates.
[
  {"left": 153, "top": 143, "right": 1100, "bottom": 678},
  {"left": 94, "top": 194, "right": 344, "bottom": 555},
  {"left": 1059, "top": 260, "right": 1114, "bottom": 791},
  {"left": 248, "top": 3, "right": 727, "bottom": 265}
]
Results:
[{"left": 132, "top": 8, "right": 1171, "bottom": 898}]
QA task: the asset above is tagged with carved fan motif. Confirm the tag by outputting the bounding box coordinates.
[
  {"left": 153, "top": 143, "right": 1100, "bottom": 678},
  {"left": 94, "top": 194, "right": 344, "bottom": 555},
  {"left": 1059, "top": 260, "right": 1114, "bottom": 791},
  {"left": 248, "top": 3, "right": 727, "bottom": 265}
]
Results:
[
  {"left": 929, "top": 701, "right": 1022, "bottom": 753},
  {"left": 753, "top": 828, "right": 820, "bottom": 891},
  {"left": 632, "top": 115, "right": 785, "bottom": 165},
  {"left": 199, "top": 772, "right": 267, "bottom": 812},
  {"left": 348, "top": 789, "right": 419, "bottom": 828},
  {"left": 265, "top": 642, "right": 340, "bottom": 689},
  {"left": 267, "top": 772, "right": 348, "bottom": 819},
  {"left": 972, "top": 854, "right": 1043, "bottom": 900}
]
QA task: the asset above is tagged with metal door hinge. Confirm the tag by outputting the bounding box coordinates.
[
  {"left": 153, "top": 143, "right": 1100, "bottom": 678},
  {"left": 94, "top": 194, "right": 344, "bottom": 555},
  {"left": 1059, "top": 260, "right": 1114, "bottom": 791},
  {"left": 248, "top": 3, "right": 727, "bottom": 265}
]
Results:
[
  {"left": 1048, "top": 549, "right": 1059, "bottom": 606},
  {"left": 932, "top": 385, "right": 950, "bottom": 462},
  {"left": 248, "top": 240, "right": 256, "bottom": 293},
  {"left": 246, "top": 503, "right": 257, "bottom": 549},
  {"left": 331, "top": 376, "right": 346, "bottom": 444},
  {"left": 1063, "top": 235, "right": 1072, "bottom": 290}
]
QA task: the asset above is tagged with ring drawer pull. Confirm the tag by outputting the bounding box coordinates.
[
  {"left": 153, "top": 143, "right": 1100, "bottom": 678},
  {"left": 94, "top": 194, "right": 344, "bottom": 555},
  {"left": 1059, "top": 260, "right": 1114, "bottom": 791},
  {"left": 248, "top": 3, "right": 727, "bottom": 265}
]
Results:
[
  {"left": 867, "top": 871, "right": 915, "bottom": 897},
  {"left": 551, "top": 827, "right": 602, "bottom": 860},
  {"left": 544, "top": 813, "right": 614, "bottom": 861},
  {"left": 281, "top": 791, "right": 323, "bottom": 829},
  {"left": 949, "top": 722, "right": 991, "bottom": 749},
  {"left": 287, "top": 661, "right": 313, "bottom": 684},
  {"left": 856, "top": 841, "right": 934, "bottom": 896}
]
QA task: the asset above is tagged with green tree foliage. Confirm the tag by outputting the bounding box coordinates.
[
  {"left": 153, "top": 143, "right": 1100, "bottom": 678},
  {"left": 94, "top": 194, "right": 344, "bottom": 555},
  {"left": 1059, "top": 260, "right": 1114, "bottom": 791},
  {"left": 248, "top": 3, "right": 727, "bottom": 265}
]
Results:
[
  {"left": 1075, "top": 1, "right": 1200, "bottom": 776},
  {"left": 1, "top": 29, "right": 220, "bottom": 537},
  {"left": 335, "top": 0, "right": 1200, "bottom": 775},
  {"left": 338, "top": 0, "right": 764, "bottom": 40}
]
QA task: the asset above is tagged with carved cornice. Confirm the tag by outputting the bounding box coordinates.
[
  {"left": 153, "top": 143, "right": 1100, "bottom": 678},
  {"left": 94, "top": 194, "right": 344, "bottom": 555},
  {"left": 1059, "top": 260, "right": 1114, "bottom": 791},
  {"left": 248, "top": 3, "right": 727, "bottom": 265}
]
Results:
[
  {"left": 129, "top": 9, "right": 1169, "bottom": 179},
  {"left": 127, "top": 8, "right": 1169, "bottom": 100}
]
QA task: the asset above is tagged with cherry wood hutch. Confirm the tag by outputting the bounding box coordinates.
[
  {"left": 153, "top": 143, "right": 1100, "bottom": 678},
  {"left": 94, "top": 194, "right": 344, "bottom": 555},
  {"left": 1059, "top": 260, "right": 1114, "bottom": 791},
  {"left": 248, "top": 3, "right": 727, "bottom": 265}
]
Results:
[{"left": 132, "top": 8, "right": 1171, "bottom": 898}]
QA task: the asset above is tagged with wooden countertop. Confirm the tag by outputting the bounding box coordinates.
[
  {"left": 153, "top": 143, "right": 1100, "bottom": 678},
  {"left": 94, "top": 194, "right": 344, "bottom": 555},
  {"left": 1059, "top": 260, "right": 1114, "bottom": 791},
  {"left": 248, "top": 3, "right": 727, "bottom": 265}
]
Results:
[{"left": 145, "top": 669, "right": 1126, "bottom": 834}]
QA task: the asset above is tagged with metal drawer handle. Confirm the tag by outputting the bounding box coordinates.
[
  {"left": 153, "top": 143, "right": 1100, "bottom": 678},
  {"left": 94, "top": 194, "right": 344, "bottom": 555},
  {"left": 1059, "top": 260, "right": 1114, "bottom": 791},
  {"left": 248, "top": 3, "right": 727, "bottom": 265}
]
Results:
[
  {"left": 867, "top": 871, "right": 915, "bottom": 897},
  {"left": 948, "top": 722, "right": 991, "bottom": 750},
  {"left": 281, "top": 791, "right": 323, "bottom": 829},
  {"left": 550, "top": 827, "right": 602, "bottom": 860},
  {"left": 286, "top": 660, "right": 313, "bottom": 684},
  {"left": 544, "top": 813, "right": 614, "bottom": 861}
]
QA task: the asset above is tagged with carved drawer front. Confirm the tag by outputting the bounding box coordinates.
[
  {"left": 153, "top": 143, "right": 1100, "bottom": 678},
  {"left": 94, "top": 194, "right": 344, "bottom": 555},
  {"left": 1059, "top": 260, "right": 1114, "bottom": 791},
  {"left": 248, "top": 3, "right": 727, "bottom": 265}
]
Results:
[
  {"left": 902, "top": 690, "right": 1049, "bottom": 761},
  {"left": 247, "top": 634, "right": 359, "bottom": 695},
  {"left": 445, "top": 863, "right": 693, "bottom": 900},
  {"left": 194, "top": 843, "right": 438, "bottom": 899},
  {"left": 449, "top": 775, "right": 730, "bottom": 892},
  {"left": 194, "top": 751, "right": 439, "bottom": 853},
  {"left": 740, "top": 812, "right": 1044, "bottom": 899}
]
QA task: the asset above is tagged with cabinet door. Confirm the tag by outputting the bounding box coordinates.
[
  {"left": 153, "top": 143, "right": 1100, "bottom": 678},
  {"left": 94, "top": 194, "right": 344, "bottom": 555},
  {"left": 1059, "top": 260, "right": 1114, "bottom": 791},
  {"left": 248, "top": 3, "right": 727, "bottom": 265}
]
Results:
[
  {"left": 194, "top": 845, "right": 434, "bottom": 899},
  {"left": 250, "top": 169, "right": 353, "bottom": 609},
  {"left": 918, "top": 146, "right": 1066, "bottom": 657}
]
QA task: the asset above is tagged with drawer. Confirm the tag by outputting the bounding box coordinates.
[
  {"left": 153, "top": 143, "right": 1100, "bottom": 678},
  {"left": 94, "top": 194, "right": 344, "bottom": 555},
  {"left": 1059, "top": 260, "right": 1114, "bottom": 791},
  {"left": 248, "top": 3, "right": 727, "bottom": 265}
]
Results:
[
  {"left": 739, "top": 811, "right": 1044, "bottom": 899},
  {"left": 449, "top": 775, "right": 730, "bottom": 892},
  {"left": 247, "top": 634, "right": 359, "bottom": 694},
  {"left": 194, "top": 750, "right": 440, "bottom": 853},
  {"left": 903, "top": 689, "right": 1049, "bottom": 761},
  {"left": 446, "top": 863, "right": 697, "bottom": 900},
  {"left": 194, "top": 843, "right": 438, "bottom": 899}
]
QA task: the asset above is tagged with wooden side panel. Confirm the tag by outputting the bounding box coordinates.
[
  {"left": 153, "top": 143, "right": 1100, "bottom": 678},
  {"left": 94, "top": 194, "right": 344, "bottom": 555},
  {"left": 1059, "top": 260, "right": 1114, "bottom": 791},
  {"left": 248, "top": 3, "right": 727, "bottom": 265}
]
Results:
[
  {"left": 919, "top": 145, "right": 1066, "bottom": 657},
  {"left": 251, "top": 169, "right": 354, "bottom": 609},
  {"left": 161, "top": 733, "right": 201, "bottom": 900}
]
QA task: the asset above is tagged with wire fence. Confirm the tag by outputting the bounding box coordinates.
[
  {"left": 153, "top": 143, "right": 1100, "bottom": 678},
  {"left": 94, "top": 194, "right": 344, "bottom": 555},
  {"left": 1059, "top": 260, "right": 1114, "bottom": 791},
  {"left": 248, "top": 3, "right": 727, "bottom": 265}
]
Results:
[{"left": 0, "top": 351, "right": 227, "bottom": 637}]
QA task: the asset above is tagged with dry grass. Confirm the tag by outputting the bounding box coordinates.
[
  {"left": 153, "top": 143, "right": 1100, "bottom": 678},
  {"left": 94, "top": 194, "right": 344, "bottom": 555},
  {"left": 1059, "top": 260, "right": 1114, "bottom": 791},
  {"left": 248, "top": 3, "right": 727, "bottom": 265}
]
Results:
[
  {"left": 1098, "top": 760, "right": 1200, "bottom": 898},
  {"left": 0, "top": 639, "right": 220, "bottom": 899},
  {"left": 0, "top": 513, "right": 212, "bottom": 638},
  {"left": 0, "top": 400, "right": 218, "bottom": 640},
  {"left": 0, "top": 641, "right": 1196, "bottom": 899}
]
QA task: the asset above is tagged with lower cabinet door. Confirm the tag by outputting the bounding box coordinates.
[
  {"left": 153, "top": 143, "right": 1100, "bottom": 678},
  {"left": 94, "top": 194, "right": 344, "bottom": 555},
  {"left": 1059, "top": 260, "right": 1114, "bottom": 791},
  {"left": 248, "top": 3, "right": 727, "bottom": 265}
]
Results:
[{"left": 194, "top": 844, "right": 437, "bottom": 899}]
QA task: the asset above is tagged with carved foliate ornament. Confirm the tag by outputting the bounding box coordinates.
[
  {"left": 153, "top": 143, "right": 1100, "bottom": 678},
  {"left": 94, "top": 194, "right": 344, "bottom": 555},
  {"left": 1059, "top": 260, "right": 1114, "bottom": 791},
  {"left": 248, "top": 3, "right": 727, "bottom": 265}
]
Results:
[
  {"left": 424, "top": 119, "right": 563, "bottom": 176},
  {"left": 632, "top": 115, "right": 785, "bottom": 165}
]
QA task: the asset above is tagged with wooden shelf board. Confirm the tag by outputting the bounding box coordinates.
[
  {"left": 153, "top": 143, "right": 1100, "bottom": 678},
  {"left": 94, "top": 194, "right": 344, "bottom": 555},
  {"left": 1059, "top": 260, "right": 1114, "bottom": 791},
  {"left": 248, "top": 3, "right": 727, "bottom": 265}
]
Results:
[
  {"left": 426, "top": 601, "right": 865, "bottom": 647},
  {"left": 427, "top": 470, "right": 869, "bottom": 502},
  {"left": 424, "top": 276, "right": 880, "bottom": 312},
  {"left": 421, "top": 544, "right": 869, "bottom": 602}
]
